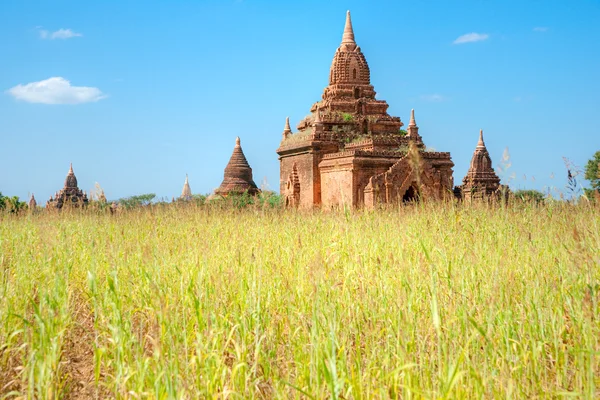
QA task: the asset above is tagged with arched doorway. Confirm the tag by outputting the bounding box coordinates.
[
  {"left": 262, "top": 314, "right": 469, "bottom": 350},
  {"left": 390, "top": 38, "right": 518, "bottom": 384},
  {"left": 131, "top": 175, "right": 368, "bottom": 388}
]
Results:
[{"left": 402, "top": 185, "right": 419, "bottom": 203}]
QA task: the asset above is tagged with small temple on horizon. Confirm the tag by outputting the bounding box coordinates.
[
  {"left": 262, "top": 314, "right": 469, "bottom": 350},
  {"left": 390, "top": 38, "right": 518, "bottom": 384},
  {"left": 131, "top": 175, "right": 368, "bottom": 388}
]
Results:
[
  {"left": 46, "top": 163, "right": 89, "bottom": 209},
  {"left": 456, "top": 129, "right": 506, "bottom": 202},
  {"left": 212, "top": 137, "right": 260, "bottom": 197},
  {"left": 28, "top": 194, "right": 37, "bottom": 209},
  {"left": 180, "top": 174, "right": 192, "bottom": 200},
  {"left": 277, "top": 11, "right": 455, "bottom": 208}
]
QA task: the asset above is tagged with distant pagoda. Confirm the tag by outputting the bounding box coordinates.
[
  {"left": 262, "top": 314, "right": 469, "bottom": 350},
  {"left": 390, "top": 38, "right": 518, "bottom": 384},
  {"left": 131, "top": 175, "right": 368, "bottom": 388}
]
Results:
[
  {"left": 28, "top": 193, "right": 37, "bottom": 209},
  {"left": 456, "top": 130, "right": 507, "bottom": 201},
  {"left": 214, "top": 137, "right": 259, "bottom": 196},
  {"left": 46, "top": 163, "right": 88, "bottom": 209},
  {"left": 180, "top": 174, "right": 192, "bottom": 200}
]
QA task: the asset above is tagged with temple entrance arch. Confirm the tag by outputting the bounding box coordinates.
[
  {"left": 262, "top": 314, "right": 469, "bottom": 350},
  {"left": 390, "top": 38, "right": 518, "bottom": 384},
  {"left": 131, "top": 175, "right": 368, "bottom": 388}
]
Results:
[{"left": 402, "top": 184, "right": 419, "bottom": 203}]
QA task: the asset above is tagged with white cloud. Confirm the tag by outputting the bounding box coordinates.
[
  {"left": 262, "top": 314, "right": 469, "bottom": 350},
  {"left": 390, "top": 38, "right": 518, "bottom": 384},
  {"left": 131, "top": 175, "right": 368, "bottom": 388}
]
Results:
[
  {"left": 6, "top": 77, "right": 106, "bottom": 104},
  {"left": 419, "top": 94, "right": 445, "bottom": 102},
  {"left": 39, "top": 28, "right": 82, "bottom": 40},
  {"left": 453, "top": 32, "right": 489, "bottom": 44},
  {"left": 533, "top": 27, "right": 549, "bottom": 32}
]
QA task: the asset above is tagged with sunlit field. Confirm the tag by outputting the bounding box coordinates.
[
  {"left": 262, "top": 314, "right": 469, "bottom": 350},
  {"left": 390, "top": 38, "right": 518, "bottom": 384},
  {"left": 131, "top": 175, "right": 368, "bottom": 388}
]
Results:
[{"left": 1, "top": 202, "right": 599, "bottom": 399}]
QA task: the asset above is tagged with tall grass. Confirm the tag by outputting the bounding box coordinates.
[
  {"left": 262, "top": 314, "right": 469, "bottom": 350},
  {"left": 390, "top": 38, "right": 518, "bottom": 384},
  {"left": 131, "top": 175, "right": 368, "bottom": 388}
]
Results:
[{"left": 1, "top": 202, "right": 599, "bottom": 398}]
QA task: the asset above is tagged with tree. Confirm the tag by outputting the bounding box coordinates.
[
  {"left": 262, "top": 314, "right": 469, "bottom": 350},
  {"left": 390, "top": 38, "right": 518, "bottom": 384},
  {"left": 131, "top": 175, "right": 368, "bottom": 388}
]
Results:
[
  {"left": 0, "top": 192, "right": 26, "bottom": 213},
  {"left": 584, "top": 150, "right": 600, "bottom": 191},
  {"left": 117, "top": 193, "right": 156, "bottom": 209}
]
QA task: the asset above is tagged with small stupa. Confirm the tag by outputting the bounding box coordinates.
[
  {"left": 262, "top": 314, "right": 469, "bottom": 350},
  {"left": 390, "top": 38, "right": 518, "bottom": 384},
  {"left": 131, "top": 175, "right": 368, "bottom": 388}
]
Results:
[
  {"left": 214, "top": 137, "right": 259, "bottom": 196},
  {"left": 180, "top": 174, "right": 192, "bottom": 200}
]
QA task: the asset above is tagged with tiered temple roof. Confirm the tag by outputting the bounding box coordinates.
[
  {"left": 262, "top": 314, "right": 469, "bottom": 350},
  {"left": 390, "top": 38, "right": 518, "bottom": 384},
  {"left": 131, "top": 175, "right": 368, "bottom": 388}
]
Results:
[
  {"left": 214, "top": 137, "right": 259, "bottom": 196},
  {"left": 292, "top": 11, "right": 407, "bottom": 142}
]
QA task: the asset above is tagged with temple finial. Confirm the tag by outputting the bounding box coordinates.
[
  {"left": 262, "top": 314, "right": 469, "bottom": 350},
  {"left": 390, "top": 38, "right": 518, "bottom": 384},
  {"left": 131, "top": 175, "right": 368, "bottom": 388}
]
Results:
[
  {"left": 69, "top": 162, "right": 73, "bottom": 174},
  {"left": 235, "top": 137, "right": 241, "bottom": 147},
  {"left": 409, "top": 109, "right": 416, "bottom": 127},
  {"left": 477, "top": 129, "right": 485, "bottom": 148},
  {"left": 283, "top": 116, "right": 292, "bottom": 139},
  {"left": 341, "top": 10, "right": 356, "bottom": 46}
]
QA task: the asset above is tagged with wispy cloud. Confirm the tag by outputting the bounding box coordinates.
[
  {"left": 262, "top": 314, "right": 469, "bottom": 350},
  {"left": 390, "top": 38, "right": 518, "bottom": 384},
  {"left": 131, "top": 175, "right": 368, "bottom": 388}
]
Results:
[
  {"left": 6, "top": 77, "right": 106, "bottom": 104},
  {"left": 39, "top": 28, "right": 82, "bottom": 40},
  {"left": 533, "top": 27, "right": 549, "bottom": 32},
  {"left": 453, "top": 32, "right": 489, "bottom": 44},
  {"left": 419, "top": 94, "right": 445, "bottom": 102}
]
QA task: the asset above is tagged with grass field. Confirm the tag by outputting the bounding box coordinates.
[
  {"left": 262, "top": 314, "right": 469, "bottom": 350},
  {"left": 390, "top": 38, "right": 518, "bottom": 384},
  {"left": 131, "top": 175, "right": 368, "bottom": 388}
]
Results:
[{"left": 0, "top": 202, "right": 599, "bottom": 399}]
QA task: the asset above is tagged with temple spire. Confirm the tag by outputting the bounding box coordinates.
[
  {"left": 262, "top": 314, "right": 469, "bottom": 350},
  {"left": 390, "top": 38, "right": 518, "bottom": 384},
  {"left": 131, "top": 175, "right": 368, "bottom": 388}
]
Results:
[
  {"left": 181, "top": 173, "right": 192, "bottom": 200},
  {"left": 342, "top": 10, "right": 355, "bottom": 45},
  {"left": 283, "top": 116, "right": 292, "bottom": 139},
  {"left": 340, "top": 10, "right": 357, "bottom": 51},
  {"left": 477, "top": 129, "right": 485, "bottom": 149},
  {"left": 409, "top": 109, "right": 417, "bottom": 127},
  {"left": 69, "top": 162, "right": 73, "bottom": 174},
  {"left": 235, "top": 137, "right": 241, "bottom": 147}
]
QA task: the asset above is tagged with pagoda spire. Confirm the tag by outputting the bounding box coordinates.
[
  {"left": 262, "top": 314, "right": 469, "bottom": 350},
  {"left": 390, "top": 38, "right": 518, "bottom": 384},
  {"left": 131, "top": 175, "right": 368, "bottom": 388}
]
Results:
[
  {"left": 181, "top": 173, "right": 192, "bottom": 200},
  {"left": 477, "top": 129, "right": 486, "bottom": 149},
  {"left": 65, "top": 162, "right": 78, "bottom": 188},
  {"left": 283, "top": 116, "right": 292, "bottom": 139},
  {"left": 406, "top": 108, "right": 421, "bottom": 142},
  {"left": 342, "top": 10, "right": 356, "bottom": 46},
  {"left": 409, "top": 109, "right": 417, "bottom": 127}
]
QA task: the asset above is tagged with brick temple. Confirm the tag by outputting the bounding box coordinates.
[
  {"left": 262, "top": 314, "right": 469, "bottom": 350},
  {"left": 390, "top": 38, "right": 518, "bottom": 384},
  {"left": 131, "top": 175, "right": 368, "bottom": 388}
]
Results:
[
  {"left": 277, "top": 11, "right": 455, "bottom": 208},
  {"left": 46, "top": 163, "right": 88, "bottom": 209},
  {"left": 456, "top": 129, "right": 506, "bottom": 202}
]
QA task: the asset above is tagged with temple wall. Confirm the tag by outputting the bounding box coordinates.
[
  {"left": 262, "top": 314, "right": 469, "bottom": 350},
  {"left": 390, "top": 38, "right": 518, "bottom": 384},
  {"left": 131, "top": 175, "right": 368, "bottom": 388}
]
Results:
[
  {"left": 320, "top": 167, "right": 354, "bottom": 208},
  {"left": 280, "top": 151, "right": 329, "bottom": 208}
]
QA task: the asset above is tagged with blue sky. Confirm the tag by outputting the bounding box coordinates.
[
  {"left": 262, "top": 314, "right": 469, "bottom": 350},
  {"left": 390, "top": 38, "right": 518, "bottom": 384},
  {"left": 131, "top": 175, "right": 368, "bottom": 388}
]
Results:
[{"left": 1, "top": 0, "right": 599, "bottom": 202}]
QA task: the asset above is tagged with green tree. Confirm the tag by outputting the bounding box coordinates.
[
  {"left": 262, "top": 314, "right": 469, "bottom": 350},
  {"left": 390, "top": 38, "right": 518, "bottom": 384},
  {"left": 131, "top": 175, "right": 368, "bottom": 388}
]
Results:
[
  {"left": 117, "top": 193, "right": 156, "bottom": 209},
  {"left": 0, "top": 193, "right": 27, "bottom": 213},
  {"left": 584, "top": 150, "right": 600, "bottom": 191}
]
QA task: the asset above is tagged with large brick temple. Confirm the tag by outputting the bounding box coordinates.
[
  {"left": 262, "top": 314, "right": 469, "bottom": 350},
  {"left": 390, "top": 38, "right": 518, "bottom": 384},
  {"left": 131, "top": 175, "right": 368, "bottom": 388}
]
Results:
[{"left": 277, "top": 11, "right": 455, "bottom": 208}]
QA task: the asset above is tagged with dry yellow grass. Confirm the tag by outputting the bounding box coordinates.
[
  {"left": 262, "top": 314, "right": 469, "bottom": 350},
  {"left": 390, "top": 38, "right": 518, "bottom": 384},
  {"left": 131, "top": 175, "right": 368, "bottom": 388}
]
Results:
[{"left": 0, "top": 202, "right": 599, "bottom": 398}]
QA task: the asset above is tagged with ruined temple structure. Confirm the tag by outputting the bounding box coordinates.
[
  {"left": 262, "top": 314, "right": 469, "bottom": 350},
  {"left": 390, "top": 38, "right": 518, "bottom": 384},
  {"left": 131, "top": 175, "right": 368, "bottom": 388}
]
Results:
[
  {"left": 46, "top": 163, "right": 89, "bottom": 209},
  {"left": 455, "top": 129, "right": 508, "bottom": 202},
  {"left": 180, "top": 174, "right": 192, "bottom": 200},
  {"left": 277, "top": 11, "right": 454, "bottom": 208},
  {"left": 213, "top": 137, "right": 260, "bottom": 197},
  {"left": 28, "top": 194, "right": 37, "bottom": 209}
]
